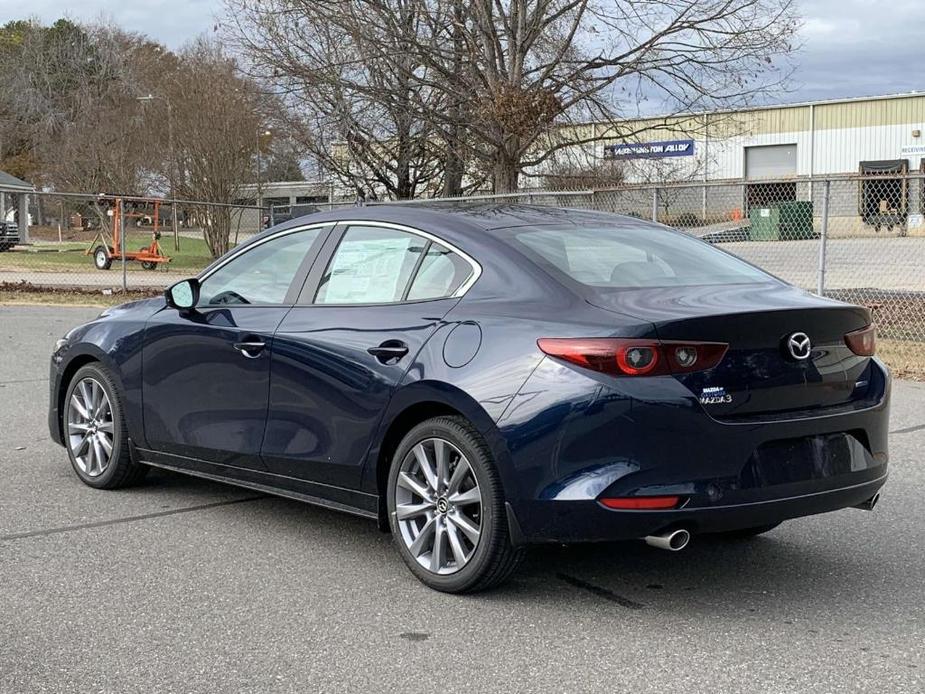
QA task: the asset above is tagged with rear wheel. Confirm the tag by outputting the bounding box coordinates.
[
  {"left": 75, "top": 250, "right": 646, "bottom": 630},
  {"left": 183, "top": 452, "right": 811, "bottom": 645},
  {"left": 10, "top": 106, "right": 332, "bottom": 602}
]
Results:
[
  {"left": 713, "top": 522, "right": 781, "bottom": 539},
  {"left": 0, "top": 243, "right": 9, "bottom": 252},
  {"left": 63, "top": 363, "right": 147, "bottom": 489},
  {"left": 387, "top": 416, "right": 524, "bottom": 593},
  {"left": 141, "top": 261, "right": 157, "bottom": 270},
  {"left": 93, "top": 245, "right": 112, "bottom": 270}
]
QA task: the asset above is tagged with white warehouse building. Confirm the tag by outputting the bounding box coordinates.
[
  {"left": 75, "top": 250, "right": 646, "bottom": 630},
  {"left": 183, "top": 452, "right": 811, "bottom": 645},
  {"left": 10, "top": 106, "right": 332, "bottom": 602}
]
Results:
[{"left": 535, "top": 91, "right": 925, "bottom": 231}]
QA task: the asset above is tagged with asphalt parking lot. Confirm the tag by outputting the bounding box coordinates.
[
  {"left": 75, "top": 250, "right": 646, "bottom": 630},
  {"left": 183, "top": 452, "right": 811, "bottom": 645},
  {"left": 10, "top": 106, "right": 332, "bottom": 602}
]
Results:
[{"left": 1, "top": 305, "right": 923, "bottom": 693}]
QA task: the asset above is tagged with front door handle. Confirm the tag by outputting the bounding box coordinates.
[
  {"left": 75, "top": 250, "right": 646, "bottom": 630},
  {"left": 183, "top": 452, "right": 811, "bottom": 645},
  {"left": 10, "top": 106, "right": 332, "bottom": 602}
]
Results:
[
  {"left": 367, "top": 340, "right": 409, "bottom": 364},
  {"left": 233, "top": 339, "right": 266, "bottom": 358}
]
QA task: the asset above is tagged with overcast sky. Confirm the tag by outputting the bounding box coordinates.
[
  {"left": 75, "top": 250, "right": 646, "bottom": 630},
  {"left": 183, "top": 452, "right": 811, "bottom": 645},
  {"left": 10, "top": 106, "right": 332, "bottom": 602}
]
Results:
[{"left": 4, "top": 0, "right": 922, "bottom": 105}]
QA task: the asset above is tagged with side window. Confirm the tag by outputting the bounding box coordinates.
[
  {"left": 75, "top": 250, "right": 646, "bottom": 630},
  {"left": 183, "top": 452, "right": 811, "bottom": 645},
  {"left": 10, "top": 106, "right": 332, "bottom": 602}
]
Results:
[
  {"left": 199, "top": 227, "right": 322, "bottom": 306},
  {"left": 315, "top": 226, "right": 426, "bottom": 304},
  {"left": 406, "top": 243, "right": 473, "bottom": 300}
]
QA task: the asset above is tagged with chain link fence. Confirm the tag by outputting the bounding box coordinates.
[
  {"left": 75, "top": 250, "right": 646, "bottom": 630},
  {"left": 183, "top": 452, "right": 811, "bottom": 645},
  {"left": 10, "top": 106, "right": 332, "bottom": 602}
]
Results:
[
  {"left": 2, "top": 175, "right": 923, "bottom": 377},
  {"left": 0, "top": 189, "right": 266, "bottom": 293}
]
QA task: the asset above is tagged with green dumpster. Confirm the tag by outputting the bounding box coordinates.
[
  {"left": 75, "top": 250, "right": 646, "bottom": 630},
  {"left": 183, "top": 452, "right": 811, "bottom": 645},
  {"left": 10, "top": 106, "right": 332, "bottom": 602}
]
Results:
[
  {"left": 748, "top": 201, "right": 814, "bottom": 241},
  {"left": 779, "top": 201, "right": 814, "bottom": 240},
  {"left": 749, "top": 206, "right": 779, "bottom": 240}
]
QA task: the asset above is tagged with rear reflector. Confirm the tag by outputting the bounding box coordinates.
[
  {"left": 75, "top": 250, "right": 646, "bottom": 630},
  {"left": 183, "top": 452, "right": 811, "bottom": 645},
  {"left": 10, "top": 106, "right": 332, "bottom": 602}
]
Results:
[
  {"left": 845, "top": 324, "right": 876, "bottom": 356},
  {"left": 537, "top": 338, "right": 728, "bottom": 377},
  {"left": 599, "top": 496, "right": 681, "bottom": 510}
]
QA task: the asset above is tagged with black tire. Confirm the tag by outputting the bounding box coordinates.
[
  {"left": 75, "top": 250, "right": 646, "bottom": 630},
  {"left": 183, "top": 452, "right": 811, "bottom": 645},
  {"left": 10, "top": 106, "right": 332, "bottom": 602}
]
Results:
[
  {"left": 62, "top": 363, "right": 148, "bottom": 489},
  {"left": 93, "top": 245, "right": 112, "bottom": 270},
  {"left": 0, "top": 243, "right": 9, "bottom": 252},
  {"left": 141, "top": 261, "right": 156, "bottom": 271},
  {"left": 387, "top": 416, "right": 524, "bottom": 593},
  {"left": 713, "top": 522, "right": 781, "bottom": 540}
]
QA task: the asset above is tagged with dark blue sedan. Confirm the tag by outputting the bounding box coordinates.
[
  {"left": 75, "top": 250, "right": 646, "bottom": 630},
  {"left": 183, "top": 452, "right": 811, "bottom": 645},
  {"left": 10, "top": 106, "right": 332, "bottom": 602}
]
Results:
[{"left": 49, "top": 205, "right": 889, "bottom": 592}]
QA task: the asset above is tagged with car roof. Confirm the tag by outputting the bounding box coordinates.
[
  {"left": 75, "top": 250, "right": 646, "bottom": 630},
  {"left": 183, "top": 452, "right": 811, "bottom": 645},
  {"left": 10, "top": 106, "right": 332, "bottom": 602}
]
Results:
[{"left": 269, "top": 202, "right": 660, "bottom": 235}]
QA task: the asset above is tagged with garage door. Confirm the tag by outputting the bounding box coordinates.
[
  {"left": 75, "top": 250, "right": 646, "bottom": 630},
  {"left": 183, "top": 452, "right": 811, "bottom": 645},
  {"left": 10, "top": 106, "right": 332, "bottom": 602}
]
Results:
[{"left": 745, "top": 144, "right": 797, "bottom": 179}]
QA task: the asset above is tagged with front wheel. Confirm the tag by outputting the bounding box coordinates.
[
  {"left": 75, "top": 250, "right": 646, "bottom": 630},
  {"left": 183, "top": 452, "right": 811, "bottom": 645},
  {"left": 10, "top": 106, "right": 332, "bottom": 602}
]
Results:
[
  {"left": 387, "top": 416, "right": 524, "bottom": 593},
  {"left": 62, "top": 363, "right": 147, "bottom": 489}
]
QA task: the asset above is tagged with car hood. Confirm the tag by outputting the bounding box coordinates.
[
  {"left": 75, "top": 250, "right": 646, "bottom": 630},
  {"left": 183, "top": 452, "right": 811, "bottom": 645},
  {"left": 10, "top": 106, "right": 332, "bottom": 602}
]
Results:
[{"left": 98, "top": 296, "right": 167, "bottom": 320}]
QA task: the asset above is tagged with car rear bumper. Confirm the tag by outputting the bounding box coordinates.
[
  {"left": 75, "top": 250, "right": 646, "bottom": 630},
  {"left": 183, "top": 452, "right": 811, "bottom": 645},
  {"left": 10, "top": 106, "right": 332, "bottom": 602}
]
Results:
[
  {"left": 498, "top": 357, "right": 891, "bottom": 544},
  {"left": 509, "top": 472, "right": 887, "bottom": 543}
]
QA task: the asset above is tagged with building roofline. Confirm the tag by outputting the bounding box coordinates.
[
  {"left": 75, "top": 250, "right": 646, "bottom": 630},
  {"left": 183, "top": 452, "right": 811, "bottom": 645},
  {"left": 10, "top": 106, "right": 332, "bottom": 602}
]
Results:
[
  {"left": 585, "top": 90, "right": 925, "bottom": 128},
  {"left": 237, "top": 179, "right": 332, "bottom": 193},
  {"left": 0, "top": 170, "right": 36, "bottom": 191}
]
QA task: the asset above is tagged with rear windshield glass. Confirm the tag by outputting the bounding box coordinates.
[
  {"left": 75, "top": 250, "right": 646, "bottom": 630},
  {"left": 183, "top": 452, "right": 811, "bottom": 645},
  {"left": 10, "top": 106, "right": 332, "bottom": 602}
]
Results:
[{"left": 495, "top": 223, "right": 772, "bottom": 289}]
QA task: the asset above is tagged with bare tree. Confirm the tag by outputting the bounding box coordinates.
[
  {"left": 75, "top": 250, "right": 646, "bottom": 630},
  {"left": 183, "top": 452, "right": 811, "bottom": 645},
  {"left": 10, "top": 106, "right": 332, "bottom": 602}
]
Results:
[
  {"left": 224, "top": 0, "right": 445, "bottom": 200},
  {"left": 413, "top": 0, "right": 799, "bottom": 192},
  {"left": 165, "top": 39, "right": 263, "bottom": 257},
  {"left": 225, "top": 0, "right": 798, "bottom": 194}
]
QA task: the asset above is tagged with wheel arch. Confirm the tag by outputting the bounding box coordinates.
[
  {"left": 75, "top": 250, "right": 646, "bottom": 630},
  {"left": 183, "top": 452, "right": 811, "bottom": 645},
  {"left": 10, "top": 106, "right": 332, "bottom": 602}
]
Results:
[
  {"left": 55, "top": 347, "right": 125, "bottom": 441},
  {"left": 366, "top": 381, "right": 516, "bottom": 530}
]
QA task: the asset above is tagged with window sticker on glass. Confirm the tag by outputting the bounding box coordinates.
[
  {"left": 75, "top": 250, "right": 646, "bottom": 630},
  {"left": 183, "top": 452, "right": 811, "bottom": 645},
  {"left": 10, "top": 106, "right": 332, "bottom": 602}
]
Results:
[{"left": 316, "top": 227, "right": 423, "bottom": 304}]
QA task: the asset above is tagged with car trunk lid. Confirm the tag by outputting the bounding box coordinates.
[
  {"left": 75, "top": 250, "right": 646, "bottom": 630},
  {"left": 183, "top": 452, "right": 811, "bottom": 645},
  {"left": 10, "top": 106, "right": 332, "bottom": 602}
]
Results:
[{"left": 588, "top": 283, "right": 872, "bottom": 417}]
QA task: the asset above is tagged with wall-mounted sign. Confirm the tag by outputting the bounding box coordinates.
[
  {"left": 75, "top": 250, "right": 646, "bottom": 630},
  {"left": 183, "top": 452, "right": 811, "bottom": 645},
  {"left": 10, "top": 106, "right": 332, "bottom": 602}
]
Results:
[
  {"left": 900, "top": 144, "right": 925, "bottom": 156},
  {"left": 604, "top": 139, "right": 695, "bottom": 160}
]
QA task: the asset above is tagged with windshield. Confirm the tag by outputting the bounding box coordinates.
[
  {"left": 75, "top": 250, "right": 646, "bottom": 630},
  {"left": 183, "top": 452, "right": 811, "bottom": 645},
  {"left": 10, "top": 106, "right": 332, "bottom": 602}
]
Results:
[{"left": 495, "top": 223, "right": 774, "bottom": 289}]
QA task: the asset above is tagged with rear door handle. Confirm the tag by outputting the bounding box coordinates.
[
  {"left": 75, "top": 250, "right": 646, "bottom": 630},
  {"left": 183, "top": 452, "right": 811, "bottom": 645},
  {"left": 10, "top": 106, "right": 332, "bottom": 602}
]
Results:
[
  {"left": 233, "top": 339, "right": 266, "bottom": 358},
  {"left": 367, "top": 340, "right": 409, "bottom": 363}
]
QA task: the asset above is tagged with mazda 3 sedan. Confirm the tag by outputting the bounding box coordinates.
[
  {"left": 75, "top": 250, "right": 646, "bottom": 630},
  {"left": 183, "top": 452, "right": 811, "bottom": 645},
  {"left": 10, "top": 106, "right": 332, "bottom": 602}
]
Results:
[{"left": 49, "top": 205, "right": 889, "bottom": 592}]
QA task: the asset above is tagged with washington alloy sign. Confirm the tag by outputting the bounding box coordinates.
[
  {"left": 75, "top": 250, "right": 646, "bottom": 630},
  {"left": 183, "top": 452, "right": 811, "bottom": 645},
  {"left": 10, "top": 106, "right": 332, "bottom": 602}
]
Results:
[{"left": 604, "top": 139, "right": 695, "bottom": 160}]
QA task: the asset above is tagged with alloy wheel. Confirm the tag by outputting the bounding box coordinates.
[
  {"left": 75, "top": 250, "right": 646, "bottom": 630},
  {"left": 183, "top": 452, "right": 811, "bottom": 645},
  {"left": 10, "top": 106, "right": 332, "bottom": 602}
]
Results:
[
  {"left": 67, "top": 377, "right": 115, "bottom": 477},
  {"left": 394, "top": 437, "right": 483, "bottom": 575}
]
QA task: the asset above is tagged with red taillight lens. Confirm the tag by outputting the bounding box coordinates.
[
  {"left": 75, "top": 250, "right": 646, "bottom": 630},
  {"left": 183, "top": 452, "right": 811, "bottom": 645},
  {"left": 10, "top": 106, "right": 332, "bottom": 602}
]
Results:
[
  {"left": 600, "top": 496, "right": 681, "bottom": 510},
  {"left": 845, "top": 324, "right": 876, "bottom": 356},
  {"left": 537, "top": 338, "right": 728, "bottom": 376}
]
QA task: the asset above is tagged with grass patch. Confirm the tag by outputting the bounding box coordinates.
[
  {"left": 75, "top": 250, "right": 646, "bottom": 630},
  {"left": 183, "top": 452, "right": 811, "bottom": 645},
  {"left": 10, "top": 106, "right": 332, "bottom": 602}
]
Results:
[
  {"left": 877, "top": 339, "right": 925, "bottom": 381},
  {"left": 0, "top": 282, "right": 161, "bottom": 307},
  {"left": 0, "top": 234, "right": 220, "bottom": 272}
]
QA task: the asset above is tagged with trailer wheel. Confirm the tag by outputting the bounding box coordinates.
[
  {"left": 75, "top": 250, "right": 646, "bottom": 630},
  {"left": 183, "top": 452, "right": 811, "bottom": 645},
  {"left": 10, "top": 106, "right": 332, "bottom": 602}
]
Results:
[
  {"left": 141, "top": 261, "right": 157, "bottom": 271},
  {"left": 93, "top": 245, "right": 112, "bottom": 270}
]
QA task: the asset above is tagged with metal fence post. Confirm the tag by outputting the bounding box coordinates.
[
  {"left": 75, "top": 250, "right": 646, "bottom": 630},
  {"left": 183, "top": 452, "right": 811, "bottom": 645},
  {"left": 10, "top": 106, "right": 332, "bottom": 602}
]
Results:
[
  {"left": 120, "top": 199, "right": 127, "bottom": 292},
  {"left": 651, "top": 187, "right": 659, "bottom": 222},
  {"left": 816, "top": 179, "right": 830, "bottom": 296},
  {"left": 172, "top": 202, "right": 180, "bottom": 252}
]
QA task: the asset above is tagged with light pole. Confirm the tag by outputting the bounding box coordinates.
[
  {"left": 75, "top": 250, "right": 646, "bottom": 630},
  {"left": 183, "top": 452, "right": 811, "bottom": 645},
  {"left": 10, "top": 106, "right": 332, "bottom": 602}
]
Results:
[
  {"left": 256, "top": 128, "right": 272, "bottom": 226},
  {"left": 137, "top": 93, "right": 179, "bottom": 250}
]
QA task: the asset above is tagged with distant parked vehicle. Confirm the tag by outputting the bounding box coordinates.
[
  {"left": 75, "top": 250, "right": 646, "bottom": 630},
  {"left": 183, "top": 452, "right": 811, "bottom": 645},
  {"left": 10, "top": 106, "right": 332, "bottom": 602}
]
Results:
[
  {"left": 0, "top": 220, "right": 19, "bottom": 251},
  {"left": 270, "top": 204, "right": 320, "bottom": 226}
]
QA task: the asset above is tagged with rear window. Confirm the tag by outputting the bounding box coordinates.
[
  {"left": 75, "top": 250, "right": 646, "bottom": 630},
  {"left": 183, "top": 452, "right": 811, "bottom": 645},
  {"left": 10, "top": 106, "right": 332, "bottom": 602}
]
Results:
[{"left": 496, "top": 224, "right": 771, "bottom": 289}]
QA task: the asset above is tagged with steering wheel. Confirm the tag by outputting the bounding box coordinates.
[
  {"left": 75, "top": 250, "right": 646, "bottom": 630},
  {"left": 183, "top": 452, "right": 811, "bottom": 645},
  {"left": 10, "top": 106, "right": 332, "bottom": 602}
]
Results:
[{"left": 209, "top": 290, "right": 250, "bottom": 305}]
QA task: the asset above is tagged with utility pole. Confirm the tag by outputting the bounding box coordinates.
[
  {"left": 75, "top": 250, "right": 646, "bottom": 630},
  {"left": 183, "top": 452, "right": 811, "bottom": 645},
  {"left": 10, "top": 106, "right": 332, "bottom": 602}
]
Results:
[
  {"left": 256, "top": 128, "right": 272, "bottom": 227},
  {"left": 137, "top": 94, "right": 179, "bottom": 250}
]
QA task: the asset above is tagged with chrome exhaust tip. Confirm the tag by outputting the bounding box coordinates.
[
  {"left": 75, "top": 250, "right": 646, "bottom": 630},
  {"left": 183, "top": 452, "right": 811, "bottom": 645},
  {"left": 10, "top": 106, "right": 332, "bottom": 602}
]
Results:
[
  {"left": 644, "top": 528, "right": 691, "bottom": 552},
  {"left": 853, "top": 492, "right": 880, "bottom": 511}
]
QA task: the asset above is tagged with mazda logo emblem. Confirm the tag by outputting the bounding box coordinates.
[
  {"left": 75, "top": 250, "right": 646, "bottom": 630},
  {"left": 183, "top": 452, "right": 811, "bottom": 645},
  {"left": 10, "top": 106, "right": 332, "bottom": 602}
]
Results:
[{"left": 785, "top": 332, "right": 812, "bottom": 360}]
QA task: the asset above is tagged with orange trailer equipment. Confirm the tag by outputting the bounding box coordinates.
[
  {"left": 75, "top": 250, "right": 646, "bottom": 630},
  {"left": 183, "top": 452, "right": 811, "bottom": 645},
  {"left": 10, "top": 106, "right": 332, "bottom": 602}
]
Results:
[{"left": 85, "top": 196, "right": 172, "bottom": 271}]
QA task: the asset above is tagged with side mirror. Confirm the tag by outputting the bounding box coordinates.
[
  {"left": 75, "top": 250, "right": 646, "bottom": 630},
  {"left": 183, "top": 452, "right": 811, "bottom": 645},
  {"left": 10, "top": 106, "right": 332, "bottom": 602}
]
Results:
[{"left": 165, "top": 278, "right": 200, "bottom": 310}]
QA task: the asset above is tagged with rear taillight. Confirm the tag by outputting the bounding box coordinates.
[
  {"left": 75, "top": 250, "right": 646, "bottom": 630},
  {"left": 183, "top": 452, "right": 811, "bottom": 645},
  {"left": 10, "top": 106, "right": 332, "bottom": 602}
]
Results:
[
  {"left": 845, "top": 324, "right": 876, "bottom": 356},
  {"left": 537, "top": 338, "right": 728, "bottom": 377}
]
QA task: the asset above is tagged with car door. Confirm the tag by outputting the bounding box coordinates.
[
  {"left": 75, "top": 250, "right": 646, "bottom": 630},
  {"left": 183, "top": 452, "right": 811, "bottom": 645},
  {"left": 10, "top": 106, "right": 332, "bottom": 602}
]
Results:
[
  {"left": 141, "top": 224, "right": 330, "bottom": 469},
  {"left": 262, "top": 222, "right": 479, "bottom": 489}
]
